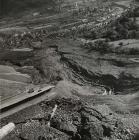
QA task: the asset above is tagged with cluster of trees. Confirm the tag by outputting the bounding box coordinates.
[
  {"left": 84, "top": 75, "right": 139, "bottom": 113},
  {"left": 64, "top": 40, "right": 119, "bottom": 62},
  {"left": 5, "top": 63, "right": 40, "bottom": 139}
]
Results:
[
  {"left": 82, "top": 8, "right": 139, "bottom": 41},
  {"left": 102, "top": 14, "right": 139, "bottom": 41}
]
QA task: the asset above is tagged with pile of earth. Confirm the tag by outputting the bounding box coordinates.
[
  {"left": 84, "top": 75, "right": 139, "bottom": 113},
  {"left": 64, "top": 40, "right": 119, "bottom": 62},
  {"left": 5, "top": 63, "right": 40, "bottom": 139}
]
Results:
[{"left": 2, "top": 81, "right": 139, "bottom": 140}]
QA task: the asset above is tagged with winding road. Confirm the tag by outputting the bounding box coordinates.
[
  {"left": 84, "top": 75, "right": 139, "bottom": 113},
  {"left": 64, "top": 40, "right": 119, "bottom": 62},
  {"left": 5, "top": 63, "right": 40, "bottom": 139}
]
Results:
[{"left": 0, "top": 85, "right": 57, "bottom": 119}]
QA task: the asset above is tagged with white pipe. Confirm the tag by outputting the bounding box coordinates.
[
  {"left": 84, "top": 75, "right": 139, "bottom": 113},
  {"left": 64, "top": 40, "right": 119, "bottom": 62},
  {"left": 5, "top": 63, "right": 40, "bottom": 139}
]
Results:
[
  {"left": 103, "top": 89, "right": 107, "bottom": 95},
  {"left": 47, "top": 104, "right": 58, "bottom": 127},
  {"left": 0, "top": 123, "right": 15, "bottom": 140}
]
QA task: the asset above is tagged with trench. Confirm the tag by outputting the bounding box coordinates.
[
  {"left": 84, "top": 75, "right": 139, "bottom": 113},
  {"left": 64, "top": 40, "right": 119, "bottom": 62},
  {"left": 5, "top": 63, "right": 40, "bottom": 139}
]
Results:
[{"left": 30, "top": 39, "right": 139, "bottom": 95}]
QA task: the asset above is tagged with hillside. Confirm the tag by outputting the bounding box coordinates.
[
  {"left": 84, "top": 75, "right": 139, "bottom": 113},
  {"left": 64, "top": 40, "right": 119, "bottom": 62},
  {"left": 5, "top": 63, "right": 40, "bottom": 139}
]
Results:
[{"left": 0, "top": 0, "right": 139, "bottom": 140}]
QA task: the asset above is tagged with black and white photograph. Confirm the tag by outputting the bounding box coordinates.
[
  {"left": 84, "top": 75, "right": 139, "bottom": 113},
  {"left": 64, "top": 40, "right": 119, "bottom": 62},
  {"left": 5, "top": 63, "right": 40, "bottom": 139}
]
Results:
[{"left": 0, "top": 0, "right": 139, "bottom": 140}]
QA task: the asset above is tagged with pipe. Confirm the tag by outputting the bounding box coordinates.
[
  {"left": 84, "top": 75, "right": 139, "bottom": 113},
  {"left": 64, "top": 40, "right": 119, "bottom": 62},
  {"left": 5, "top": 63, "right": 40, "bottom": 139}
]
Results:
[{"left": 0, "top": 122, "right": 15, "bottom": 140}]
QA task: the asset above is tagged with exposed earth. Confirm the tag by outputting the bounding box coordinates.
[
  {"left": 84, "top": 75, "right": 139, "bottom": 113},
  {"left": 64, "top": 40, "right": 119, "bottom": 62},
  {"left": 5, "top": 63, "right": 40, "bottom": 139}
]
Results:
[{"left": 0, "top": 0, "right": 139, "bottom": 140}]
